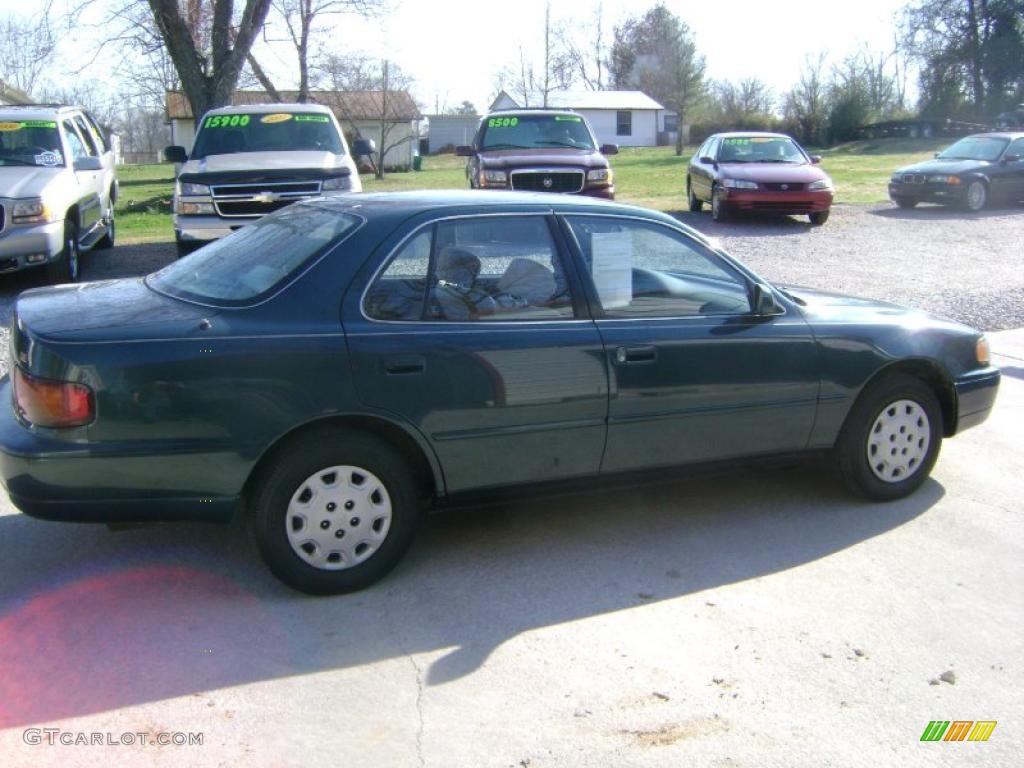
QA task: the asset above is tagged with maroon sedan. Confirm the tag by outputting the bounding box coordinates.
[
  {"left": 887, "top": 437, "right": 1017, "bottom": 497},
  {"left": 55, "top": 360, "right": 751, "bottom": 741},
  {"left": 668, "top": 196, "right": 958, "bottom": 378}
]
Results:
[{"left": 686, "top": 132, "right": 834, "bottom": 224}]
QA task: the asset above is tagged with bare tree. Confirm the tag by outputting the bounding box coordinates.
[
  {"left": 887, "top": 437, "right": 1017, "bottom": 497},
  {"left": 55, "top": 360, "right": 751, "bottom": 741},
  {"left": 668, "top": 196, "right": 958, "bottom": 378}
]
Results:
[
  {"left": 783, "top": 52, "right": 830, "bottom": 145},
  {"left": 0, "top": 10, "right": 56, "bottom": 95},
  {"left": 559, "top": 1, "right": 606, "bottom": 90},
  {"left": 145, "top": 0, "right": 273, "bottom": 118}
]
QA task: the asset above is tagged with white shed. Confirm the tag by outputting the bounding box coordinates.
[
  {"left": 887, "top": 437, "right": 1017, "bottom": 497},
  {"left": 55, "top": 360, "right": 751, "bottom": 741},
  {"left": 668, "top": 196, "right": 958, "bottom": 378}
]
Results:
[{"left": 489, "top": 90, "right": 666, "bottom": 147}]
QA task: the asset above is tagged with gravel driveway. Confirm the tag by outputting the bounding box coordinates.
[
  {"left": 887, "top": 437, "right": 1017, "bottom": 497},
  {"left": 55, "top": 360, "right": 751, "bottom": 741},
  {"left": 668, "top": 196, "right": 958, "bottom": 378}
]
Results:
[{"left": 0, "top": 203, "right": 1020, "bottom": 375}]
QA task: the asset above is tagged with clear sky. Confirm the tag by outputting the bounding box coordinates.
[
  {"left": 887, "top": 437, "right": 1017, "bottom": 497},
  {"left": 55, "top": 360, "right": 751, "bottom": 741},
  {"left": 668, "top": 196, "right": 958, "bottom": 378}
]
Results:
[{"left": 3, "top": 0, "right": 912, "bottom": 112}]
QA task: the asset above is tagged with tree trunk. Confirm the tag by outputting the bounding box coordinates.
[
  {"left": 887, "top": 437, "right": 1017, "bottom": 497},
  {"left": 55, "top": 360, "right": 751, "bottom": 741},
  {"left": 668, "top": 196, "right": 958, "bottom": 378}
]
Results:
[
  {"left": 377, "top": 60, "right": 389, "bottom": 179},
  {"left": 966, "top": 0, "right": 985, "bottom": 111}
]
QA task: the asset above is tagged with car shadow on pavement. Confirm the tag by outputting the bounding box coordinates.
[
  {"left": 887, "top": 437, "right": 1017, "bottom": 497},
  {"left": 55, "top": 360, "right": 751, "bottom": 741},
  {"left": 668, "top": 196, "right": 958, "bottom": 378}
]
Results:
[
  {"left": 0, "top": 461, "right": 943, "bottom": 729},
  {"left": 670, "top": 210, "right": 820, "bottom": 237},
  {"left": 868, "top": 204, "right": 1024, "bottom": 221}
]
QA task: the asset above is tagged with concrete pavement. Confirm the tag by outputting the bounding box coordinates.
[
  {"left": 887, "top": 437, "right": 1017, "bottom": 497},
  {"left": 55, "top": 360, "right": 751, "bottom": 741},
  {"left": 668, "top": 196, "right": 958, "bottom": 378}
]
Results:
[{"left": 0, "top": 331, "right": 1021, "bottom": 767}]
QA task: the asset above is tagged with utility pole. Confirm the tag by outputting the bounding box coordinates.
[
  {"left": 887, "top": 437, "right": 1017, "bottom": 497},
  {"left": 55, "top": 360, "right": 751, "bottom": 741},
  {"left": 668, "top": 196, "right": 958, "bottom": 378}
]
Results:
[{"left": 378, "top": 59, "right": 389, "bottom": 179}]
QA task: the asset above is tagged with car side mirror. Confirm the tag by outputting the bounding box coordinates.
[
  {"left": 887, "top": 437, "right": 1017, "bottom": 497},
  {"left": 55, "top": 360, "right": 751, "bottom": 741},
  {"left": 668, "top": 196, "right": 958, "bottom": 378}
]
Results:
[
  {"left": 455, "top": 145, "right": 475, "bottom": 157},
  {"left": 600, "top": 143, "right": 619, "bottom": 155},
  {"left": 164, "top": 145, "right": 187, "bottom": 164},
  {"left": 73, "top": 156, "right": 102, "bottom": 172},
  {"left": 751, "top": 282, "right": 783, "bottom": 316},
  {"left": 699, "top": 156, "right": 715, "bottom": 165},
  {"left": 809, "top": 155, "right": 822, "bottom": 164},
  {"left": 1003, "top": 153, "right": 1021, "bottom": 163},
  {"left": 352, "top": 137, "right": 376, "bottom": 156}
]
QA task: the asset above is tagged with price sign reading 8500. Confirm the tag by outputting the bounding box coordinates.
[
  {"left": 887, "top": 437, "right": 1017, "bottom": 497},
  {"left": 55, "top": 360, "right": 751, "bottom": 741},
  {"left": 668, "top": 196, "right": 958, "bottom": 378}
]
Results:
[{"left": 487, "top": 117, "right": 518, "bottom": 129}]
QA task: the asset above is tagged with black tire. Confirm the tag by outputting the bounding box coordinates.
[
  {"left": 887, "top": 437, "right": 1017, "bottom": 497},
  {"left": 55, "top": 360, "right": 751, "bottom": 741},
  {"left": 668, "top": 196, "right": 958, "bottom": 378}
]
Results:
[
  {"left": 809, "top": 209, "right": 830, "bottom": 226},
  {"left": 894, "top": 198, "right": 917, "bottom": 209},
  {"left": 835, "top": 373, "right": 943, "bottom": 501},
  {"left": 175, "top": 236, "right": 200, "bottom": 258},
  {"left": 46, "top": 219, "right": 80, "bottom": 284},
  {"left": 687, "top": 179, "right": 702, "bottom": 212},
  {"left": 962, "top": 179, "right": 988, "bottom": 212},
  {"left": 251, "top": 430, "right": 424, "bottom": 595},
  {"left": 711, "top": 187, "right": 728, "bottom": 221}
]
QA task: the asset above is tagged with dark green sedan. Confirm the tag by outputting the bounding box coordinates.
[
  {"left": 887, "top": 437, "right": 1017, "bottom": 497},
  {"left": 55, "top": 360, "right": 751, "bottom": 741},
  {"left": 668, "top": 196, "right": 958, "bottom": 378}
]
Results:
[{"left": 0, "top": 192, "right": 1000, "bottom": 594}]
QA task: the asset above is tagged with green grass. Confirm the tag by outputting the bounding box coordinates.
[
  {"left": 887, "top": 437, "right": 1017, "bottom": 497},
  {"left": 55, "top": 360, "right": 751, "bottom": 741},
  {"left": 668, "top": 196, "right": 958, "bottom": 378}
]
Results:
[{"left": 115, "top": 138, "right": 951, "bottom": 243}]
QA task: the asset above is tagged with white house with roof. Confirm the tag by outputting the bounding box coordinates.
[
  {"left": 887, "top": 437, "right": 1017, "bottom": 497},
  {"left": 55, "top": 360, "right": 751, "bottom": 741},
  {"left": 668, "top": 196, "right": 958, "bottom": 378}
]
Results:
[{"left": 489, "top": 90, "right": 675, "bottom": 148}]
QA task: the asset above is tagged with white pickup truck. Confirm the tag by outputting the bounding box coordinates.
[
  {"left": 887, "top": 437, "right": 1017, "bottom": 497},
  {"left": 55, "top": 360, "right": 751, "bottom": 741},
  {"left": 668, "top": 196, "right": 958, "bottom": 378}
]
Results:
[
  {"left": 165, "top": 103, "right": 365, "bottom": 256},
  {"left": 0, "top": 105, "right": 117, "bottom": 283}
]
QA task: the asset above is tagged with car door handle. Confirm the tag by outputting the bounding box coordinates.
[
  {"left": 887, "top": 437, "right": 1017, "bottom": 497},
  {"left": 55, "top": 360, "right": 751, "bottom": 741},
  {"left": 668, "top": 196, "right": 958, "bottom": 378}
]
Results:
[
  {"left": 383, "top": 355, "right": 426, "bottom": 375},
  {"left": 615, "top": 345, "right": 658, "bottom": 364}
]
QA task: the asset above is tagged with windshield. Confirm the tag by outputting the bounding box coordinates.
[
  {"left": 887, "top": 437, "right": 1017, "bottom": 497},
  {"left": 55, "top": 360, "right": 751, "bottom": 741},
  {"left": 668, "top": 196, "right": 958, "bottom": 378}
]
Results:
[
  {"left": 718, "top": 136, "right": 807, "bottom": 164},
  {"left": 147, "top": 205, "right": 360, "bottom": 306},
  {"left": 480, "top": 114, "right": 596, "bottom": 151},
  {"left": 936, "top": 136, "right": 1008, "bottom": 162},
  {"left": 190, "top": 112, "right": 345, "bottom": 159},
  {"left": 0, "top": 120, "right": 65, "bottom": 167}
]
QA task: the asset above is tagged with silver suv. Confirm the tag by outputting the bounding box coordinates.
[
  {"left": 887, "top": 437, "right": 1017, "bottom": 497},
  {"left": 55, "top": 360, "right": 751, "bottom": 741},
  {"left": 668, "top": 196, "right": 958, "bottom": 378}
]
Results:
[{"left": 0, "top": 105, "right": 118, "bottom": 283}]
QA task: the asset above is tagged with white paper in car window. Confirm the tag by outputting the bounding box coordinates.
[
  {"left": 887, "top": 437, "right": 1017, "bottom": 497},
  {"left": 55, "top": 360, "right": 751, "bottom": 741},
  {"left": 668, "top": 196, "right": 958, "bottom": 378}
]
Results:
[{"left": 591, "top": 232, "right": 633, "bottom": 308}]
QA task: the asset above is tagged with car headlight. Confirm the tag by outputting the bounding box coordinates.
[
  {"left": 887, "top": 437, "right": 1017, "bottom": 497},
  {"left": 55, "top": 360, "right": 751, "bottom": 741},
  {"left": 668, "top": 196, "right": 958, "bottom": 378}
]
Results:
[
  {"left": 481, "top": 169, "right": 507, "bottom": 185},
  {"left": 587, "top": 168, "right": 612, "bottom": 183},
  {"left": 11, "top": 200, "right": 51, "bottom": 224},
  {"left": 808, "top": 177, "right": 834, "bottom": 191},
  {"left": 722, "top": 178, "right": 757, "bottom": 190},
  {"left": 927, "top": 174, "right": 960, "bottom": 184},
  {"left": 890, "top": 173, "right": 904, "bottom": 183},
  {"left": 322, "top": 175, "right": 352, "bottom": 192},
  {"left": 178, "top": 182, "right": 211, "bottom": 196},
  {"left": 175, "top": 201, "right": 216, "bottom": 215}
]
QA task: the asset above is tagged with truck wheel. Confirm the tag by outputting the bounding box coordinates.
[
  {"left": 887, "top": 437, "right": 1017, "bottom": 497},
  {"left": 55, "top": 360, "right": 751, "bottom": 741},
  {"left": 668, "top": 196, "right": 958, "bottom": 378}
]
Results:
[
  {"left": 175, "top": 236, "right": 199, "bottom": 258},
  {"left": 96, "top": 206, "right": 115, "bottom": 250},
  {"left": 251, "top": 430, "right": 424, "bottom": 594},
  {"left": 46, "top": 220, "right": 80, "bottom": 284}
]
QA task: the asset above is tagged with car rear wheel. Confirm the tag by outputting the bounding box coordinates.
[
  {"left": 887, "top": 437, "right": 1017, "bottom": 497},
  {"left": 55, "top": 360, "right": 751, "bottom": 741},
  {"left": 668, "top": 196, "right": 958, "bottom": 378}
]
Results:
[
  {"left": 808, "top": 209, "right": 830, "bottom": 226},
  {"left": 95, "top": 205, "right": 115, "bottom": 250},
  {"left": 46, "top": 220, "right": 80, "bottom": 284},
  {"left": 835, "top": 373, "right": 942, "bottom": 501},
  {"left": 251, "top": 431, "right": 423, "bottom": 594},
  {"left": 963, "top": 180, "right": 988, "bottom": 212},
  {"left": 711, "top": 188, "right": 728, "bottom": 221},
  {"left": 687, "top": 179, "right": 702, "bottom": 212}
]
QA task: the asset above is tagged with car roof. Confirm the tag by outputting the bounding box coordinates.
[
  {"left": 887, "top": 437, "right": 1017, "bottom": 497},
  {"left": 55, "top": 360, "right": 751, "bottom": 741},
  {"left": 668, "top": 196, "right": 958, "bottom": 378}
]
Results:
[
  {"left": 708, "top": 131, "right": 794, "bottom": 139},
  {"left": 0, "top": 104, "right": 86, "bottom": 120},
  {"left": 487, "top": 108, "right": 585, "bottom": 116},
  {"left": 203, "top": 103, "right": 334, "bottom": 116},
  {"left": 965, "top": 131, "right": 1024, "bottom": 140}
]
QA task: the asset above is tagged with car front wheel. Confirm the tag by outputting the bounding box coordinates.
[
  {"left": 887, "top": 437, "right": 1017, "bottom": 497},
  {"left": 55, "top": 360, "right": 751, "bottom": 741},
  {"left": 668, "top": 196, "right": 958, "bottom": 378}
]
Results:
[
  {"left": 711, "top": 188, "right": 728, "bottom": 221},
  {"left": 894, "top": 198, "right": 917, "bottom": 209},
  {"left": 687, "top": 179, "right": 702, "bottom": 212},
  {"left": 809, "top": 209, "right": 830, "bottom": 226},
  {"left": 251, "top": 430, "right": 423, "bottom": 594},
  {"left": 46, "top": 220, "right": 80, "bottom": 284},
  {"left": 963, "top": 180, "right": 988, "bottom": 212},
  {"left": 835, "top": 373, "right": 942, "bottom": 501}
]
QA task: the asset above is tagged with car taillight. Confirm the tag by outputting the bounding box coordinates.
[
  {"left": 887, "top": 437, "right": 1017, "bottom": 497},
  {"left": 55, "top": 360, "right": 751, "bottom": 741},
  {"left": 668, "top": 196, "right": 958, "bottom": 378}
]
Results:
[{"left": 12, "top": 367, "right": 95, "bottom": 428}]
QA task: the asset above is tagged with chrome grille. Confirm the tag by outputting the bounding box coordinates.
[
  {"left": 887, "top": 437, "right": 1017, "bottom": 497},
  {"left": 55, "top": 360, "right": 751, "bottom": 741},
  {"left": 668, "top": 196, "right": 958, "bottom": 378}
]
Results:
[
  {"left": 211, "top": 180, "right": 322, "bottom": 218},
  {"left": 762, "top": 182, "right": 806, "bottom": 192},
  {"left": 902, "top": 174, "right": 926, "bottom": 184},
  {"left": 510, "top": 170, "right": 585, "bottom": 193}
]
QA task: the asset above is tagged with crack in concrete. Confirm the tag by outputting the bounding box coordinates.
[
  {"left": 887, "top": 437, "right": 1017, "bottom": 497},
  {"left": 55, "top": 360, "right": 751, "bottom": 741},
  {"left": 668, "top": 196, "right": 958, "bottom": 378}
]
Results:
[{"left": 406, "top": 652, "right": 426, "bottom": 768}]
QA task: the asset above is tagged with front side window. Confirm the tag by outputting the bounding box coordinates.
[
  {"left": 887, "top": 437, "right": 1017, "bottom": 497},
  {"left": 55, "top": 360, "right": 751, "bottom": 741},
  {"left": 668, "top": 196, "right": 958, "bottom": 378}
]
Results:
[
  {"left": 616, "top": 111, "right": 632, "bottom": 136},
  {"left": 365, "top": 216, "right": 575, "bottom": 322},
  {"left": 0, "top": 118, "right": 64, "bottom": 167},
  {"left": 1006, "top": 137, "right": 1024, "bottom": 158},
  {"left": 479, "top": 114, "right": 596, "bottom": 151},
  {"left": 148, "top": 204, "right": 359, "bottom": 305},
  {"left": 566, "top": 216, "right": 750, "bottom": 318},
  {"left": 191, "top": 112, "right": 345, "bottom": 159}
]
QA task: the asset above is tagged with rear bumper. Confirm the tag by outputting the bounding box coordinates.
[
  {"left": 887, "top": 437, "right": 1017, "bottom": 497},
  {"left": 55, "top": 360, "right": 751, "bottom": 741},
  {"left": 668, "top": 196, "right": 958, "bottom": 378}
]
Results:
[
  {"left": 0, "top": 378, "right": 237, "bottom": 523},
  {"left": 953, "top": 367, "right": 1000, "bottom": 434},
  {"left": 718, "top": 188, "right": 832, "bottom": 214}
]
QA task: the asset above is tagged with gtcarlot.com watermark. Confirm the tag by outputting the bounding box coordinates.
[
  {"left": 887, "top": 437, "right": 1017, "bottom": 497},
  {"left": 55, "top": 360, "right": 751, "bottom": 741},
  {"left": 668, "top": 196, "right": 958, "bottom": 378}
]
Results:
[{"left": 23, "top": 728, "right": 203, "bottom": 747}]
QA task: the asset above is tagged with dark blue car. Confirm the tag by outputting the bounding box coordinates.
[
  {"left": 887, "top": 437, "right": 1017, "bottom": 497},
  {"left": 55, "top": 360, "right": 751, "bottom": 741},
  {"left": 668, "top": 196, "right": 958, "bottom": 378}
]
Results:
[{"left": 0, "top": 192, "right": 1000, "bottom": 593}]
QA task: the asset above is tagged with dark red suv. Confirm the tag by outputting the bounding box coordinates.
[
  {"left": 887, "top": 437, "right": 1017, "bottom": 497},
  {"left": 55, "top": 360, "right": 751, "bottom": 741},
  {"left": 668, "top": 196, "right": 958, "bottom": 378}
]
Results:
[{"left": 457, "top": 110, "right": 618, "bottom": 198}]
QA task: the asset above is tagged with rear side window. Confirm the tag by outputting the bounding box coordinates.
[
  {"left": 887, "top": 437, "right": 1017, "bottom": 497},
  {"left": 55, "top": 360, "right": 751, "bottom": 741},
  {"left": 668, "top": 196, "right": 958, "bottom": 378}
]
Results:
[
  {"left": 148, "top": 205, "right": 359, "bottom": 305},
  {"left": 365, "top": 216, "right": 575, "bottom": 322},
  {"left": 62, "top": 120, "right": 89, "bottom": 161}
]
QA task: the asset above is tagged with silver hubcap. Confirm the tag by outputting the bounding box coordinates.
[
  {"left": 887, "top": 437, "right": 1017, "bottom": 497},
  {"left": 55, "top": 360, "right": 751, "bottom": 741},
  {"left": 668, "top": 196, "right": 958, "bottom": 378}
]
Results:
[
  {"left": 866, "top": 399, "right": 931, "bottom": 483},
  {"left": 286, "top": 465, "right": 392, "bottom": 570},
  {"left": 966, "top": 182, "right": 985, "bottom": 211},
  {"left": 67, "top": 235, "right": 79, "bottom": 279}
]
